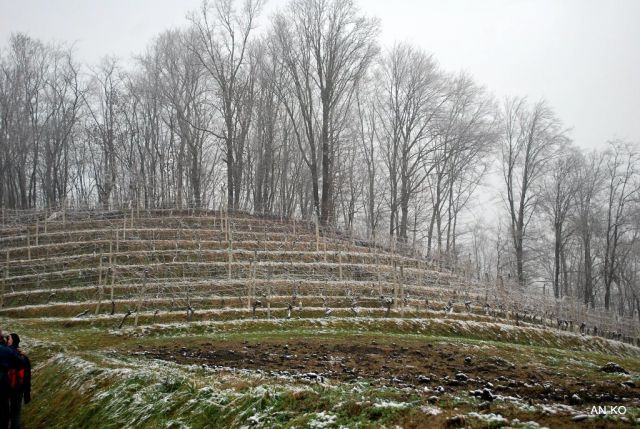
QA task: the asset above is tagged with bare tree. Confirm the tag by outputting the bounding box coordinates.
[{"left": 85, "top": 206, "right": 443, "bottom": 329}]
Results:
[
  {"left": 601, "top": 140, "right": 640, "bottom": 311},
  {"left": 189, "top": 0, "right": 263, "bottom": 210},
  {"left": 500, "top": 98, "right": 568, "bottom": 285},
  {"left": 540, "top": 147, "right": 581, "bottom": 298},
  {"left": 571, "top": 150, "right": 604, "bottom": 306},
  {"left": 377, "top": 43, "right": 446, "bottom": 242},
  {"left": 83, "top": 57, "right": 123, "bottom": 210},
  {"left": 40, "top": 45, "right": 83, "bottom": 208},
  {"left": 273, "top": 0, "right": 379, "bottom": 225}
]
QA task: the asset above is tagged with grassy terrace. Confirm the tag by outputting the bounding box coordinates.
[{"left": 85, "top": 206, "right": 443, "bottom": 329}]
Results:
[
  {"left": 7, "top": 316, "right": 639, "bottom": 429},
  {"left": 1, "top": 210, "right": 638, "bottom": 428}
]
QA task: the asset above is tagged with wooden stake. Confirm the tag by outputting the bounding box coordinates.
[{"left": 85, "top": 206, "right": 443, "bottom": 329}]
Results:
[
  {"left": 134, "top": 269, "right": 148, "bottom": 327},
  {"left": 228, "top": 220, "right": 232, "bottom": 280},
  {"left": 376, "top": 252, "right": 382, "bottom": 296},
  {"left": 339, "top": 251, "right": 342, "bottom": 280},
  {"left": 393, "top": 261, "right": 398, "bottom": 310},
  {"left": 400, "top": 264, "right": 405, "bottom": 317},
  {"left": 315, "top": 215, "right": 320, "bottom": 252},
  {"left": 26, "top": 229, "right": 31, "bottom": 260},
  {"left": 267, "top": 281, "right": 272, "bottom": 319},
  {"left": 95, "top": 254, "right": 103, "bottom": 315},
  {"left": 247, "top": 259, "right": 254, "bottom": 310},
  {"left": 1, "top": 251, "right": 8, "bottom": 308},
  {"left": 97, "top": 254, "right": 103, "bottom": 285},
  {"left": 35, "top": 221, "right": 39, "bottom": 246}
]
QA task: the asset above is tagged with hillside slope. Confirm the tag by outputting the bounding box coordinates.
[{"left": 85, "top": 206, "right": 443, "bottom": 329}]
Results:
[{"left": 1, "top": 209, "right": 638, "bottom": 428}]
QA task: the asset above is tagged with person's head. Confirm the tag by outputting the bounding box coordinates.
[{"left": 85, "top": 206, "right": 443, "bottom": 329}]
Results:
[{"left": 7, "top": 333, "right": 19, "bottom": 348}]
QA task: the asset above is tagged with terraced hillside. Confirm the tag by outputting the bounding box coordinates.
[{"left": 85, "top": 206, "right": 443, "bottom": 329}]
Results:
[{"left": 1, "top": 209, "right": 639, "bottom": 428}]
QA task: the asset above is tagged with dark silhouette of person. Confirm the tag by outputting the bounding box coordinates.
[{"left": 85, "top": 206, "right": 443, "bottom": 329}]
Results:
[
  {"left": 0, "top": 332, "right": 26, "bottom": 429},
  {"left": 7, "top": 334, "right": 30, "bottom": 429}
]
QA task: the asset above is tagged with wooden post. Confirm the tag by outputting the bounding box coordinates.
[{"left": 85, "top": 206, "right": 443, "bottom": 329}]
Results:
[
  {"left": 134, "top": 269, "right": 147, "bottom": 327},
  {"left": 122, "top": 216, "right": 127, "bottom": 240},
  {"left": 393, "top": 261, "right": 398, "bottom": 311},
  {"left": 0, "top": 250, "right": 9, "bottom": 307},
  {"left": 248, "top": 259, "right": 254, "bottom": 310},
  {"left": 26, "top": 228, "right": 31, "bottom": 260},
  {"left": 339, "top": 251, "right": 342, "bottom": 280},
  {"left": 376, "top": 252, "right": 382, "bottom": 296},
  {"left": 95, "top": 255, "right": 103, "bottom": 315},
  {"left": 400, "top": 264, "right": 405, "bottom": 317},
  {"left": 225, "top": 206, "right": 229, "bottom": 242},
  {"left": 324, "top": 242, "right": 327, "bottom": 262},
  {"left": 315, "top": 215, "right": 320, "bottom": 252},
  {"left": 227, "top": 219, "right": 232, "bottom": 280},
  {"left": 267, "top": 282, "right": 272, "bottom": 319},
  {"left": 110, "top": 265, "right": 116, "bottom": 315},
  {"left": 97, "top": 253, "right": 103, "bottom": 285},
  {"left": 35, "top": 221, "right": 39, "bottom": 246},
  {"left": 1, "top": 251, "right": 8, "bottom": 308},
  {"left": 263, "top": 225, "right": 267, "bottom": 251},
  {"left": 111, "top": 235, "right": 117, "bottom": 314}
]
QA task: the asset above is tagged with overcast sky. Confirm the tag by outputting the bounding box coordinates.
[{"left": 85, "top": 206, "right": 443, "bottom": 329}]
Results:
[{"left": 1, "top": 0, "right": 639, "bottom": 150}]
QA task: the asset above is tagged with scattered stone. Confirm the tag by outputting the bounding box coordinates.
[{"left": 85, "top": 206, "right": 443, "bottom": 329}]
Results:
[
  {"left": 455, "top": 372, "right": 468, "bottom": 382},
  {"left": 434, "top": 386, "right": 445, "bottom": 393},
  {"left": 569, "top": 394, "right": 582, "bottom": 405},
  {"left": 481, "top": 388, "right": 495, "bottom": 402},
  {"left": 417, "top": 375, "right": 431, "bottom": 384},
  {"left": 428, "top": 395, "right": 439, "bottom": 404},
  {"left": 622, "top": 380, "right": 636, "bottom": 388},
  {"left": 464, "top": 356, "right": 472, "bottom": 364},
  {"left": 572, "top": 414, "right": 589, "bottom": 422},
  {"left": 600, "top": 362, "right": 629, "bottom": 374}
]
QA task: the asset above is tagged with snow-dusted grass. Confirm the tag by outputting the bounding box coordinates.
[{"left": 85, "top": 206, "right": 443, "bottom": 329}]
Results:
[{"left": 24, "top": 345, "right": 430, "bottom": 429}]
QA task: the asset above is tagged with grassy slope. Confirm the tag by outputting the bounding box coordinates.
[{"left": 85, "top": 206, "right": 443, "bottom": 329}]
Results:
[{"left": 8, "top": 316, "right": 640, "bottom": 429}]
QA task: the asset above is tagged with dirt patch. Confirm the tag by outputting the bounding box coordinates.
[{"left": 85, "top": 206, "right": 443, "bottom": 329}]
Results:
[{"left": 131, "top": 337, "right": 638, "bottom": 407}]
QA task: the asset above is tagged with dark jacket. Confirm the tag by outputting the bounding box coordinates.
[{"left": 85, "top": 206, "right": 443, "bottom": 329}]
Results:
[
  {"left": 0, "top": 345, "right": 24, "bottom": 373},
  {"left": 8, "top": 346, "right": 30, "bottom": 403}
]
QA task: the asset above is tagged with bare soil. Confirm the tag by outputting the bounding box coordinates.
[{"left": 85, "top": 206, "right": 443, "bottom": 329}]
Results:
[{"left": 134, "top": 337, "right": 638, "bottom": 406}]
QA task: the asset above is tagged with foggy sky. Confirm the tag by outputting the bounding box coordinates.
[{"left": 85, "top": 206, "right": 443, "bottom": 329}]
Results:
[{"left": 1, "top": 0, "right": 639, "bottom": 150}]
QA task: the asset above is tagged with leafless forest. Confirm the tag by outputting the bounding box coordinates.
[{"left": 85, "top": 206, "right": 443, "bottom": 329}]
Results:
[{"left": 1, "top": 0, "right": 639, "bottom": 323}]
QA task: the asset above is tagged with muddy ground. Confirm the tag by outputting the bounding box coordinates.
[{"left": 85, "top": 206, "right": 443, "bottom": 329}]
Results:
[{"left": 132, "top": 338, "right": 638, "bottom": 407}]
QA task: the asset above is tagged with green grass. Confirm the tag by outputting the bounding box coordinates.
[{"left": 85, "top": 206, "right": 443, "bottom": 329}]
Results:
[{"left": 6, "top": 314, "right": 639, "bottom": 429}]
